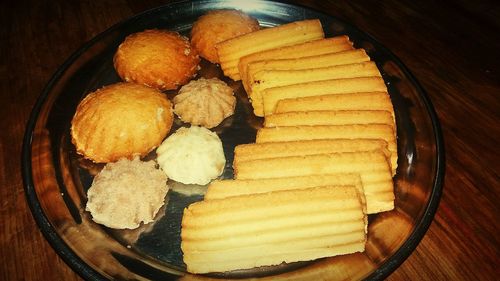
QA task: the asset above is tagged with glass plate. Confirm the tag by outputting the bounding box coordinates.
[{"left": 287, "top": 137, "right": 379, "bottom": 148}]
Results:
[{"left": 22, "top": 0, "right": 444, "bottom": 280}]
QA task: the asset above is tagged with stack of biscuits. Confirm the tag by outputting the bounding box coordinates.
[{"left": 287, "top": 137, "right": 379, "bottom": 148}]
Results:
[{"left": 181, "top": 19, "right": 397, "bottom": 274}]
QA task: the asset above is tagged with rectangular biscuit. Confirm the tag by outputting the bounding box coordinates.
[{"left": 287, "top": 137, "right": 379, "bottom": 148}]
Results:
[
  {"left": 205, "top": 174, "right": 364, "bottom": 199},
  {"left": 261, "top": 77, "right": 387, "bottom": 116},
  {"left": 233, "top": 151, "right": 395, "bottom": 214},
  {"left": 239, "top": 36, "right": 354, "bottom": 91},
  {"left": 216, "top": 19, "right": 324, "bottom": 80},
  {"left": 256, "top": 124, "right": 397, "bottom": 175},
  {"left": 274, "top": 92, "right": 394, "bottom": 116},
  {"left": 233, "top": 138, "right": 390, "bottom": 166},
  {"left": 246, "top": 49, "right": 371, "bottom": 116},
  {"left": 182, "top": 185, "right": 367, "bottom": 273},
  {"left": 264, "top": 110, "right": 394, "bottom": 128},
  {"left": 249, "top": 62, "right": 381, "bottom": 116}
]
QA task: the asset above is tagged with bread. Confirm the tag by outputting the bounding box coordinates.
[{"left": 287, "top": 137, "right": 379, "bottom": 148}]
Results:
[
  {"left": 86, "top": 157, "right": 169, "bottom": 229},
  {"left": 114, "top": 29, "right": 200, "bottom": 90},
  {"left": 181, "top": 185, "right": 367, "bottom": 273},
  {"left": 233, "top": 151, "right": 395, "bottom": 214},
  {"left": 173, "top": 78, "right": 236, "bottom": 128},
  {"left": 216, "top": 19, "right": 324, "bottom": 80},
  {"left": 191, "top": 9, "right": 259, "bottom": 63},
  {"left": 205, "top": 174, "right": 364, "bottom": 200},
  {"left": 261, "top": 77, "right": 387, "bottom": 115},
  {"left": 70, "top": 82, "right": 173, "bottom": 163},
  {"left": 256, "top": 124, "right": 397, "bottom": 175},
  {"left": 239, "top": 36, "right": 354, "bottom": 91},
  {"left": 156, "top": 126, "right": 226, "bottom": 185}
]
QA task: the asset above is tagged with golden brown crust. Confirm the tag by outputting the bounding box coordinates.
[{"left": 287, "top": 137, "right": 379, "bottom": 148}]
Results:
[
  {"left": 71, "top": 82, "right": 173, "bottom": 163},
  {"left": 216, "top": 19, "right": 324, "bottom": 80},
  {"left": 191, "top": 9, "right": 260, "bottom": 63},
  {"left": 113, "top": 29, "right": 200, "bottom": 90},
  {"left": 181, "top": 185, "right": 367, "bottom": 273}
]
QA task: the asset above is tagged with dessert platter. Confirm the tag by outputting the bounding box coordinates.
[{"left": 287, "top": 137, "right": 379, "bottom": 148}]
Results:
[{"left": 22, "top": 1, "right": 444, "bottom": 280}]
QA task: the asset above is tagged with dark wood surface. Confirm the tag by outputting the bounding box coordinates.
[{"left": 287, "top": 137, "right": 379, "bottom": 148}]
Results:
[{"left": 1, "top": 0, "right": 499, "bottom": 280}]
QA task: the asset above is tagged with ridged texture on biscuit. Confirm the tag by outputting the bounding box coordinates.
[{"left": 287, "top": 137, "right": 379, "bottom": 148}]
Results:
[
  {"left": 234, "top": 151, "right": 394, "bottom": 214},
  {"left": 262, "top": 77, "right": 387, "bottom": 115},
  {"left": 71, "top": 82, "right": 173, "bottom": 163},
  {"left": 264, "top": 110, "right": 393, "bottom": 128},
  {"left": 173, "top": 78, "right": 235, "bottom": 128},
  {"left": 190, "top": 9, "right": 260, "bottom": 63},
  {"left": 256, "top": 124, "right": 397, "bottom": 175},
  {"left": 181, "top": 185, "right": 367, "bottom": 273},
  {"left": 250, "top": 62, "right": 380, "bottom": 116},
  {"left": 216, "top": 19, "right": 324, "bottom": 80},
  {"left": 233, "top": 139, "right": 390, "bottom": 166},
  {"left": 113, "top": 29, "right": 200, "bottom": 90},
  {"left": 274, "top": 92, "right": 394, "bottom": 115},
  {"left": 205, "top": 174, "right": 363, "bottom": 199},
  {"left": 239, "top": 36, "right": 353, "bottom": 91}
]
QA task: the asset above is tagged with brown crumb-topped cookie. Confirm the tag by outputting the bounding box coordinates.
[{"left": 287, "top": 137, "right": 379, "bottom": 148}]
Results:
[
  {"left": 86, "top": 157, "right": 169, "bottom": 229},
  {"left": 114, "top": 29, "right": 200, "bottom": 90}
]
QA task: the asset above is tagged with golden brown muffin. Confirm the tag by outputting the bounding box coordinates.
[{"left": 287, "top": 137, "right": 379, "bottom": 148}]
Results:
[
  {"left": 71, "top": 82, "right": 174, "bottom": 163},
  {"left": 114, "top": 29, "right": 200, "bottom": 90},
  {"left": 190, "top": 9, "right": 259, "bottom": 64}
]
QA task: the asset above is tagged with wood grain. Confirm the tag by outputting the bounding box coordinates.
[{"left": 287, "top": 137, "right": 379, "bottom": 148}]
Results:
[{"left": 1, "top": 0, "right": 498, "bottom": 280}]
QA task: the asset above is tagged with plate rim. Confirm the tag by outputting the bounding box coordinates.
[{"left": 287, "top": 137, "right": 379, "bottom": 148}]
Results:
[{"left": 21, "top": 1, "right": 445, "bottom": 280}]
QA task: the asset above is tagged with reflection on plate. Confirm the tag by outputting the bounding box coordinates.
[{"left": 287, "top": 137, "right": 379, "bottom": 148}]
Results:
[{"left": 22, "top": 0, "right": 444, "bottom": 280}]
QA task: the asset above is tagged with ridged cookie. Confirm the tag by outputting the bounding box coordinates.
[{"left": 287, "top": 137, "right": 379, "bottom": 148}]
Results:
[
  {"left": 239, "top": 36, "right": 353, "bottom": 91},
  {"left": 216, "top": 19, "right": 324, "bottom": 80},
  {"left": 233, "top": 151, "right": 395, "bottom": 214},
  {"left": 181, "top": 185, "right": 367, "bottom": 273},
  {"left": 256, "top": 124, "right": 397, "bottom": 175}
]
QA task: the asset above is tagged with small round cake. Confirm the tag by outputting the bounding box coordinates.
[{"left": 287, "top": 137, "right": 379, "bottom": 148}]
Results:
[
  {"left": 86, "top": 157, "right": 169, "bottom": 229},
  {"left": 71, "top": 82, "right": 174, "bottom": 163},
  {"left": 191, "top": 9, "right": 259, "bottom": 63},
  {"left": 114, "top": 29, "right": 200, "bottom": 90},
  {"left": 173, "top": 78, "right": 236, "bottom": 128},
  {"left": 156, "top": 126, "right": 226, "bottom": 185}
]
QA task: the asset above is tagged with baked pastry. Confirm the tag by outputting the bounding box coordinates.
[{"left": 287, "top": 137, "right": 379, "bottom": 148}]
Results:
[
  {"left": 114, "top": 29, "right": 200, "bottom": 90},
  {"left": 256, "top": 124, "right": 397, "bottom": 175},
  {"left": 239, "top": 36, "right": 354, "bottom": 92},
  {"left": 233, "top": 151, "right": 394, "bottom": 214},
  {"left": 71, "top": 82, "right": 173, "bottom": 163},
  {"left": 233, "top": 138, "right": 390, "bottom": 166},
  {"left": 205, "top": 173, "right": 364, "bottom": 200},
  {"left": 173, "top": 78, "right": 236, "bottom": 128},
  {"left": 249, "top": 62, "right": 380, "bottom": 115},
  {"left": 264, "top": 110, "right": 393, "bottom": 128},
  {"left": 191, "top": 9, "right": 260, "bottom": 63},
  {"left": 86, "top": 157, "right": 169, "bottom": 229},
  {"left": 216, "top": 19, "right": 324, "bottom": 80},
  {"left": 156, "top": 126, "right": 225, "bottom": 185},
  {"left": 181, "top": 185, "right": 367, "bottom": 273},
  {"left": 246, "top": 49, "right": 370, "bottom": 115},
  {"left": 274, "top": 92, "right": 394, "bottom": 115},
  {"left": 261, "top": 76, "right": 387, "bottom": 115}
]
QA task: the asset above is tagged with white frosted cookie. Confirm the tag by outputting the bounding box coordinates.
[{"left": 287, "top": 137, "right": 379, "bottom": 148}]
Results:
[
  {"left": 156, "top": 126, "right": 226, "bottom": 185},
  {"left": 85, "top": 157, "right": 169, "bottom": 229}
]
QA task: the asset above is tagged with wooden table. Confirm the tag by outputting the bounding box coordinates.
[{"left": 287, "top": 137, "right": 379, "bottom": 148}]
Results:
[{"left": 1, "top": 0, "right": 498, "bottom": 280}]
